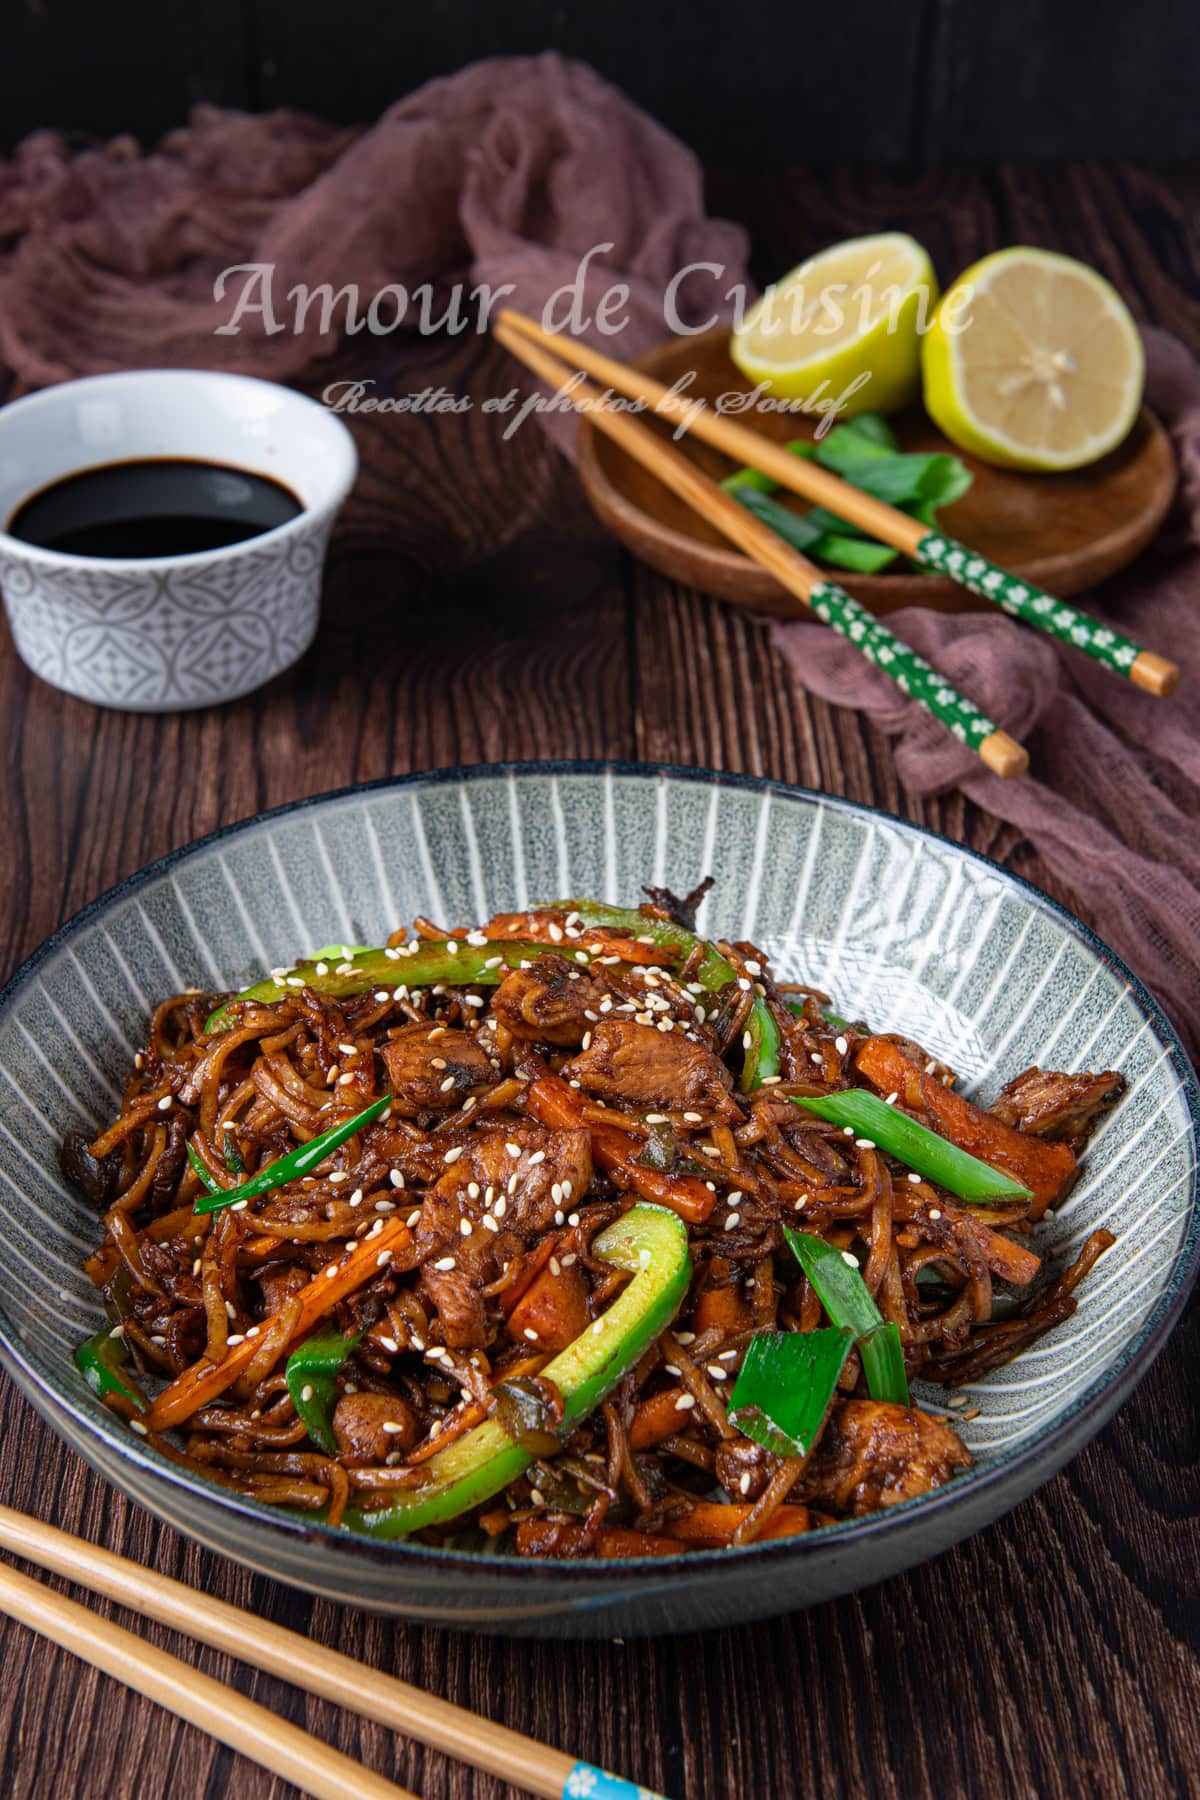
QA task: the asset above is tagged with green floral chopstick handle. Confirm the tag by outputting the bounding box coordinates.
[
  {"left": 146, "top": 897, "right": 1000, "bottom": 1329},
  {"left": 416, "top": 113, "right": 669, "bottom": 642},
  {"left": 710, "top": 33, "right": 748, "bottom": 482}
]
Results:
[
  {"left": 915, "top": 532, "right": 1173, "bottom": 694},
  {"left": 808, "top": 579, "right": 1023, "bottom": 771}
]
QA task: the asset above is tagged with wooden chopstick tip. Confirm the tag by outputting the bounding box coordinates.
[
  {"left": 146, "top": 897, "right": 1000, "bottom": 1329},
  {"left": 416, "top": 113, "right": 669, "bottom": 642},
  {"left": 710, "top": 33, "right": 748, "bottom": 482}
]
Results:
[
  {"left": 1130, "top": 650, "right": 1181, "bottom": 697},
  {"left": 980, "top": 731, "right": 1029, "bottom": 779}
]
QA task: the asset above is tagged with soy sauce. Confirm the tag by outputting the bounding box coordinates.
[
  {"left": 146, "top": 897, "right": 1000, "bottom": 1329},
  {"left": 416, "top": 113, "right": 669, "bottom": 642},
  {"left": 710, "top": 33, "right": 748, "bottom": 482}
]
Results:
[{"left": 7, "top": 458, "right": 303, "bottom": 559}]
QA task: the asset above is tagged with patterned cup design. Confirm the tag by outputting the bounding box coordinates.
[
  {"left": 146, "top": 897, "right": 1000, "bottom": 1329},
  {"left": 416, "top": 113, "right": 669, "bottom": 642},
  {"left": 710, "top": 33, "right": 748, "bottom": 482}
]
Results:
[{"left": 0, "top": 515, "right": 335, "bottom": 711}]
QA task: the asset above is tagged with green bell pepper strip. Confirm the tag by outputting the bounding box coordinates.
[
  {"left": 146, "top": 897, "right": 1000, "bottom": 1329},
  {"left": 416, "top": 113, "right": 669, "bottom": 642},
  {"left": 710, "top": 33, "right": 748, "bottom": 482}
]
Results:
[
  {"left": 557, "top": 897, "right": 782, "bottom": 1092},
  {"left": 285, "top": 1328, "right": 362, "bottom": 1455},
  {"left": 790, "top": 1089, "right": 1033, "bottom": 1203},
  {"left": 205, "top": 938, "right": 578, "bottom": 1033},
  {"left": 342, "top": 1203, "right": 691, "bottom": 1538},
  {"left": 75, "top": 1325, "right": 147, "bottom": 1412},
  {"left": 192, "top": 1092, "right": 394, "bottom": 1215},
  {"left": 783, "top": 1227, "right": 910, "bottom": 1406},
  {"left": 728, "top": 1326, "right": 854, "bottom": 1456}
]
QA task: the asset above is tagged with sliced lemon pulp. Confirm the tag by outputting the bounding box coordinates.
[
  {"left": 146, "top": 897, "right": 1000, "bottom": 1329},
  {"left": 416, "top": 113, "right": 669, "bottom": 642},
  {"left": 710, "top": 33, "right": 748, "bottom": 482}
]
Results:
[
  {"left": 921, "top": 248, "right": 1145, "bottom": 470},
  {"left": 730, "top": 232, "right": 937, "bottom": 416}
]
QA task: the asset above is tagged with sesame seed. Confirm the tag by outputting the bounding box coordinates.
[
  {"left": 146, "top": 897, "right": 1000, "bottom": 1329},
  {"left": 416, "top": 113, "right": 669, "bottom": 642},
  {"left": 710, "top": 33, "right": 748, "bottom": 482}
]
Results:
[
  {"left": 466, "top": 930, "right": 488, "bottom": 947},
  {"left": 433, "top": 1256, "right": 456, "bottom": 1271},
  {"left": 574, "top": 951, "right": 589, "bottom": 964},
  {"left": 392, "top": 986, "right": 408, "bottom": 1001},
  {"left": 463, "top": 993, "right": 484, "bottom": 1008},
  {"left": 638, "top": 1247, "right": 652, "bottom": 1266},
  {"left": 329, "top": 1172, "right": 348, "bottom": 1184},
  {"left": 459, "top": 1218, "right": 472, "bottom": 1237},
  {"left": 523, "top": 1327, "right": 540, "bottom": 1341},
  {"left": 430, "top": 1056, "right": 447, "bottom": 1069},
  {"left": 683, "top": 1111, "right": 703, "bottom": 1124},
  {"left": 554, "top": 1211, "right": 565, "bottom": 1226},
  {"left": 325, "top": 1264, "right": 340, "bottom": 1280},
  {"left": 718, "top": 1348, "right": 739, "bottom": 1361},
  {"left": 427, "top": 1345, "right": 450, "bottom": 1362},
  {"left": 156, "top": 1095, "right": 172, "bottom": 1112},
  {"left": 700, "top": 1145, "right": 720, "bottom": 1158},
  {"left": 929, "top": 1208, "right": 942, "bottom": 1221},
  {"left": 467, "top": 1181, "right": 480, "bottom": 1199},
  {"left": 644, "top": 1114, "right": 667, "bottom": 1125},
  {"left": 379, "top": 1337, "right": 398, "bottom": 1353},
  {"left": 742, "top": 1031, "right": 753, "bottom": 1050},
  {"left": 337, "top": 1072, "right": 354, "bottom": 1086},
  {"left": 707, "top": 1366, "right": 728, "bottom": 1382},
  {"left": 129, "top": 1419, "right": 148, "bottom": 1436},
  {"left": 507, "top": 1173, "right": 519, "bottom": 1195},
  {"left": 428, "top": 1026, "right": 446, "bottom": 1040},
  {"left": 494, "top": 1196, "right": 507, "bottom": 1218},
  {"left": 675, "top": 1331, "right": 696, "bottom": 1345},
  {"left": 961, "top": 1406, "right": 981, "bottom": 1421},
  {"left": 810, "top": 1053, "right": 823, "bottom": 1064},
  {"left": 390, "top": 1169, "right": 406, "bottom": 1188},
  {"left": 725, "top": 1212, "right": 740, "bottom": 1230},
  {"left": 445, "top": 940, "right": 459, "bottom": 955},
  {"left": 841, "top": 1251, "right": 858, "bottom": 1269},
  {"left": 842, "top": 1126, "right": 855, "bottom": 1137},
  {"left": 737, "top": 977, "right": 751, "bottom": 992},
  {"left": 406, "top": 1208, "right": 422, "bottom": 1227},
  {"left": 528, "top": 1149, "right": 546, "bottom": 1165},
  {"left": 374, "top": 989, "right": 389, "bottom": 1002},
  {"left": 226, "top": 1334, "right": 245, "bottom": 1346},
  {"left": 794, "top": 1195, "right": 807, "bottom": 1210},
  {"left": 231, "top": 1199, "right": 248, "bottom": 1212},
  {"left": 483, "top": 1215, "right": 500, "bottom": 1232},
  {"left": 727, "top": 1190, "right": 744, "bottom": 1205},
  {"left": 286, "top": 976, "right": 305, "bottom": 987},
  {"left": 562, "top": 1181, "right": 573, "bottom": 1200},
  {"left": 855, "top": 1138, "right": 877, "bottom": 1150},
  {"left": 300, "top": 1384, "right": 314, "bottom": 1402},
  {"left": 885, "top": 1091, "right": 899, "bottom": 1106},
  {"left": 835, "top": 1036, "right": 849, "bottom": 1055},
  {"left": 567, "top": 1212, "right": 580, "bottom": 1227},
  {"left": 505, "top": 1142, "right": 521, "bottom": 1159},
  {"left": 350, "top": 1188, "right": 364, "bottom": 1206},
  {"left": 443, "top": 1147, "right": 463, "bottom": 1164},
  {"left": 761, "top": 1075, "right": 782, "bottom": 1087},
  {"left": 549, "top": 1256, "right": 561, "bottom": 1276},
  {"left": 367, "top": 1219, "right": 383, "bottom": 1238},
  {"left": 439, "top": 1076, "right": 456, "bottom": 1092},
  {"left": 315, "top": 962, "right": 329, "bottom": 977},
  {"left": 382, "top": 1420, "right": 407, "bottom": 1435},
  {"left": 739, "top": 1472, "right": 752, "bottom": 1495},
  {"left": 674, "top": 1392, "right": 696, "bottom": 1412},
  {"left": 592, "top": 1320, "right": 605, "bottom": 1334},
  {"left": 484, "top": 955, "right": 504, "bottom": 969},
  {"left": 908, "top": 1172, "right": 922, "bottom": 1184}
]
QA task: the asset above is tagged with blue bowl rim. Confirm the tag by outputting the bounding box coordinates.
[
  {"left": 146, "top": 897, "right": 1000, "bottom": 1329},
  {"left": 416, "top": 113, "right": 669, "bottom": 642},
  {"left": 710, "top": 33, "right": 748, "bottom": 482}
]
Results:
[{"left": 1, "top": 756, "right": 1197, "bottom": 1586}]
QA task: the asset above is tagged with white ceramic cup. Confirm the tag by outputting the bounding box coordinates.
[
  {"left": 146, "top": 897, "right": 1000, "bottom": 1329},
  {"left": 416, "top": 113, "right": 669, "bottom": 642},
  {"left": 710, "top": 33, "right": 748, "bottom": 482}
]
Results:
[{"left": 0, "top": 370, "right": 358, "bottom": 711}]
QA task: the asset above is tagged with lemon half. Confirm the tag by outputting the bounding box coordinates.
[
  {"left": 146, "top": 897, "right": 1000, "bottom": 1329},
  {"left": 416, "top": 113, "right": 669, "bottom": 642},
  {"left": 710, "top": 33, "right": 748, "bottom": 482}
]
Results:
[
  {"left": 730, "top": 233, "right": 938, "bottom": 417},
  {"left": 922, "top": 248, "right": 1145, "bottom": 471}
]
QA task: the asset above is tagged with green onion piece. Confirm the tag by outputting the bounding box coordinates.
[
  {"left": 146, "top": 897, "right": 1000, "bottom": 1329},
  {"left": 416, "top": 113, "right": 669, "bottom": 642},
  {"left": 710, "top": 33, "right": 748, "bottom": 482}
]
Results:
[
  {"left": 74, "top": 1325, "right": 147, "bottom": 1412},
  {"left": 783, "top": 1227, "right": 910, "bottom": 1405},
  {"left": 222, "top": 1129, "right": 244, "bottom": 1175},
  {"left": 205, "top": 938, "right": 572, "bottom": 1033},
  {"left": 186, "top": 1141, "right": 221, "bottom": 1196},
  {"left": 193, "top": 1092, "right": 393, "bottom": 1216},
  {"left": 285, "top": 1328, "right": 361, "bottom": 1455},
  {"left": 858, "top": 1320, "right": 909, "bottom": 1407},
  {"left": 790, "top": 1089, "right": 1033, "bottom": 1202},
  {"left": 728, "top": 1325, "right": 854, "bottom": 1456},
  {"left": 557, "top": 897, "right": 781, "bottom": 1091}
]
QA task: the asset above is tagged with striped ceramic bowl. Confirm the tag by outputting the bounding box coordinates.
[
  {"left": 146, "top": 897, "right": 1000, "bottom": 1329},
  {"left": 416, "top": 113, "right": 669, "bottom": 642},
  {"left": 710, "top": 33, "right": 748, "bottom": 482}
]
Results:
[{"left": 0, "top": 763, "right": 1196, "bottom": 1637}]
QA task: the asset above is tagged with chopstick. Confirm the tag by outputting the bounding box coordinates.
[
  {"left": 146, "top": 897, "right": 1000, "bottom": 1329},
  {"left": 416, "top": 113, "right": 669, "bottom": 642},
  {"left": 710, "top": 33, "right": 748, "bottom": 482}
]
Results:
[
  {"left": 497, "top": 308, "right": 1181, "bottom": 700},
  {"left": 0, "top": 1552, "right": 413, "bottom": 1800},
  {"left": 493, "top": 320, "right": 1029, "bottom": 777},
  {"left": 0, "top": 1502, "right": 666, "bottom": 1800}
]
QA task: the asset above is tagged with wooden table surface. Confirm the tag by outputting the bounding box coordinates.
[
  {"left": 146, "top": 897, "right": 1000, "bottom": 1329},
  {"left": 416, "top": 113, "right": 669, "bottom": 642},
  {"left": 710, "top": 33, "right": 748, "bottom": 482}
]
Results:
[{"left": 1, "top": 161, "right": 1197, "bottom": 1800}]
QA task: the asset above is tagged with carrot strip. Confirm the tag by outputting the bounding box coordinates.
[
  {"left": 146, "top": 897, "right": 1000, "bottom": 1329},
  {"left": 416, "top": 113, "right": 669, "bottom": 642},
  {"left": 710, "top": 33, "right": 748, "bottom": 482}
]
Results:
[
  {"left": 855, "top": 1038, "right": 1076, "bottom": 1218},
  {"left": 146, "top": 1218, "right": 412, "bottom": 1431},
  {"left": 514, "top": 1519, "right": 682, "bottom": 1558},
  {"left": 630, "top": 1388, "right": 690, "bottom": 1450},
  {"left": 658, "top": 1501, "right": 811, "bottom": 1546},
  {"left": 526, "top": 1070, "right": 716, "bottom": 1223}
]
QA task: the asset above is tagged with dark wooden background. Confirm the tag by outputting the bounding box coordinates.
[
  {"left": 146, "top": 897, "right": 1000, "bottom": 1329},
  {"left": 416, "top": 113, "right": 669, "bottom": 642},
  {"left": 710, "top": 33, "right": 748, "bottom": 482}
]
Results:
[
  {"left": 0, "top": 162, "right": 1198, "bottom": 1798},
  {"left": 4, "top": 0, "right": 1200, "bottom": 160}
]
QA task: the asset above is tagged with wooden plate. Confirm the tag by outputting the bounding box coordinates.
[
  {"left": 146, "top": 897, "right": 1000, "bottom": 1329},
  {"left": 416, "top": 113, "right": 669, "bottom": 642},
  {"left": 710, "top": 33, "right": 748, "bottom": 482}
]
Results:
[{"left": 575, "top": 327, "right": 1176, "bottom": 617}]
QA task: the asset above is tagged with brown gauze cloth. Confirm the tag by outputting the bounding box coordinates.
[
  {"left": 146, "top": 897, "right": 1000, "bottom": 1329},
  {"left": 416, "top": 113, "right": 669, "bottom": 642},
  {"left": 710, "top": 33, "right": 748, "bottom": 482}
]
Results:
[{"left": 0, "top": 55, "right": 1196, "bottom": 1057}]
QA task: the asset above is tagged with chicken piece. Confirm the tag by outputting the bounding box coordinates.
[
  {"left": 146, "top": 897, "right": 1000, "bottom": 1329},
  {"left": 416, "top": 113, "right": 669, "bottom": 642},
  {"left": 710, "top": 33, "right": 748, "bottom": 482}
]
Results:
[
  {"left": 256, "top": 1262, "right": 309, "bottom": 1313},
  {"left": 379, "top": 1024, "right": 493, "bottom": 1116},
  {"left": 988, "top": 1066, "right": 1125, "bottom": 1153},
  {"left": 491, "top": 955, "right": 607, "bottom": 1046},
  {"left": 562, "top": 1019, "right": 737, "bottom": 1117},
  {"left": 434, "top": 1124, "right": 593, "bottom": 1239},
  {"left": 332, "top": 1391, "right": 418, "bottom": 1462},
  {"left": 800, "top": 1400, "right": 971, "bottom": 1517},
  {"left": 419, "top": 1252, "right": 490, "bottom": 1349}
]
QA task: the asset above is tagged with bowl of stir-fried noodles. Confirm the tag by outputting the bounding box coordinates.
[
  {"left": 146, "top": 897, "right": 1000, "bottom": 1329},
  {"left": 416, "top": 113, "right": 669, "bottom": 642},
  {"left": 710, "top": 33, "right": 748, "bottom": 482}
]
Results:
[{"left": 0, "top": 764, "right": 1195, "bottom": 1637}]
